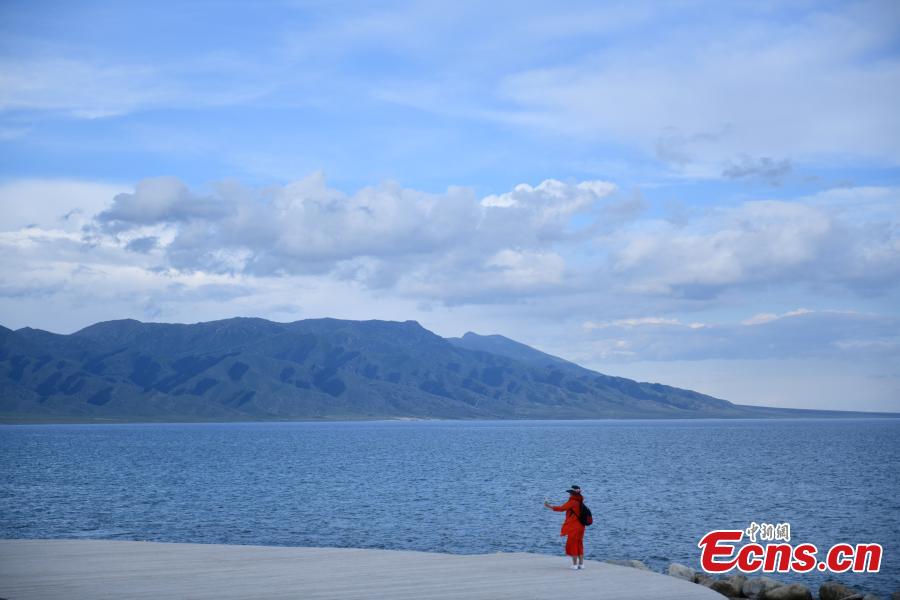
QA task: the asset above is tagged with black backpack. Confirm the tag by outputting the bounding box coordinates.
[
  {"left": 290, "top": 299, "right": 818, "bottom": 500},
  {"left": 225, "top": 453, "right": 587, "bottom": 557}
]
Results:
[{"left": 575, "top": 501, "right": 593, "bottom": 526}]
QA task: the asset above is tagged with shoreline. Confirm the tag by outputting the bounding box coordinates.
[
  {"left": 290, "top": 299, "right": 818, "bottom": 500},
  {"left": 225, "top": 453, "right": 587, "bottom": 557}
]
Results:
[{"left": 2, "top": 414, "right": 899, "bottom": 425}]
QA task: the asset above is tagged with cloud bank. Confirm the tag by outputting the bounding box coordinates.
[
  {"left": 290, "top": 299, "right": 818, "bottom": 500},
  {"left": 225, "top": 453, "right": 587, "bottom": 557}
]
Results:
[
  {"left": 81, "top": 174, "right": 619, "bottom": 296},
  {"left": 1, "top": 174, "right": 898, "bottom": 409},
  {"left": 66, "top": 174, "right": 900, "bottom": 305}
]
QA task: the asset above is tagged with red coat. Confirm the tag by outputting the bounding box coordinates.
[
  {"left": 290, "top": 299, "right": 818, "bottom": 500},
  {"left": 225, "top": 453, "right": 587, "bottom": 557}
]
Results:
[{"left": 551, "top": 493, "right": 585, "bottom": 537}]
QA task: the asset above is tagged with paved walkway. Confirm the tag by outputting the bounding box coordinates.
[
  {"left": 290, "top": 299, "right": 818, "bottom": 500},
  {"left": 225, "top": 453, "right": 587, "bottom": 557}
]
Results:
[{"left": 0, "top": 539, "right": 723, "bottom": 599}]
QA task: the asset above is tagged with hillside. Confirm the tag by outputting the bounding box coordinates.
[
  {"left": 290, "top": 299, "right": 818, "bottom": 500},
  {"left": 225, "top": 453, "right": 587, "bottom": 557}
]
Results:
[{"left": 0, "top": 318, "right": 891, "bottom": 423}]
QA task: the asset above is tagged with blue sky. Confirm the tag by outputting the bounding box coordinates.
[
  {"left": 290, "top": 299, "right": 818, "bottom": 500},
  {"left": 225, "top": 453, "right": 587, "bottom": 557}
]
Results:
[{"left": 1, "top": 0, "right": 898, "bottom": 410}]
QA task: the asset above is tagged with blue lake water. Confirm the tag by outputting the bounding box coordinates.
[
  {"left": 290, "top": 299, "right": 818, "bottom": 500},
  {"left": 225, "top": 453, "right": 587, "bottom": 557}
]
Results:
[{"left": 1, "top": 419, "right": 898, "bottom": 595}]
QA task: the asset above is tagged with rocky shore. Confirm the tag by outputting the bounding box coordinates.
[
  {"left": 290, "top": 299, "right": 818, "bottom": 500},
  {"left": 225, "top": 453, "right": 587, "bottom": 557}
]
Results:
[{"left": 603, "top": 559, "right": 898, "bottom": 600}]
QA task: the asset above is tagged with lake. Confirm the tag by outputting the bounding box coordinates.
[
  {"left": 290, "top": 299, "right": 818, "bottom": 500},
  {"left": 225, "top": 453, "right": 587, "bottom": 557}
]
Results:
[{"left": 1, "top": 419, "right": 898, "bottom": 595}]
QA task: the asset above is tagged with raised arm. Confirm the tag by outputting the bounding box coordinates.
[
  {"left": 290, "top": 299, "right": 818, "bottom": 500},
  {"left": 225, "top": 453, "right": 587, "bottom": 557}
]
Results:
[{"left": 547, "top": 498, "right": 575, "bottom": 512}]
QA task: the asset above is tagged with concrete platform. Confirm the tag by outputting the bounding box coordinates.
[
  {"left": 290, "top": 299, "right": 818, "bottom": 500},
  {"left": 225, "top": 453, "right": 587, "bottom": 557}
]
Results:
[{"left": 0, "top": 539, "right": 723, "bottom": 599}]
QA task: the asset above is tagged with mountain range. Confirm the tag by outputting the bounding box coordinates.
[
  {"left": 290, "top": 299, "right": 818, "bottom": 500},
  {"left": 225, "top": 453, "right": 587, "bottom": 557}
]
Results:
[{"left": 0, "top": 317, "right": 891, "bottom": 423}]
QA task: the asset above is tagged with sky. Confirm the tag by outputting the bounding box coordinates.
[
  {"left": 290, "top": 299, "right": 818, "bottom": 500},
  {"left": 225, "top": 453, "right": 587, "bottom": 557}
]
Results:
[{"left": 0, "top": 0, "right": 898, "bottom": 411}]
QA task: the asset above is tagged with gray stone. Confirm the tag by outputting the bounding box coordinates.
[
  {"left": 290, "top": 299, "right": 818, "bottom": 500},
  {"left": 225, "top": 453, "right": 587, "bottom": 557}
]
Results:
[
  {"left": 891, "top": 592, "right": 900, "bottom": 600},
  {"left": 694, "top": 573, "right": 715, "bottom": 586},
  {"left": 724, "top": 574, "right": 748, "bottom": 595},
  {"left": 765, "top": 583, "right": 813, "bottom": 600},
  {"left": 667, "top": 562, "right": 696, "bottom": 581},
  {"left": 603, "top": 559, "right": 651, "bottom": 571},
  {"left": 820, "top": 581, "right": 863, "bottom": 600},
  {"left": 742, "top": 576, "right": 784, "bottom": 599},
  {"left": 702, "top": 574, "right": 746, "bottom": 597},
  {"left": 709, "top": 579, "right": 741, "bottom": 597}
]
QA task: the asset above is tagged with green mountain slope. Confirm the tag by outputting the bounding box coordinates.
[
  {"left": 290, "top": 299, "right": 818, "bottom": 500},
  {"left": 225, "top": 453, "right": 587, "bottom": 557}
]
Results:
[{"left": 0, "top": 318, "right": 893, "bottom": 423}]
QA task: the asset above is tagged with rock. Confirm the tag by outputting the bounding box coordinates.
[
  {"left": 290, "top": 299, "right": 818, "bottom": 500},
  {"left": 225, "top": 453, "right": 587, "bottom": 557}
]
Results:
[
  {"left": 602, "top": 559, "right": 651, "bottom": 571},
  {"left": 709, "top": 579, "right": 742, "bottom": 597},
  {"left": 707, "top": 575, "right": 747, "bottom": 598},
  {"left": 820, "top": 581, "right": 863, "bottom": 600},
  {"left": 694, "top": 572, "right": 716, "bottom": 586},
  {"left": 766, "top": 583, "right": 813, "bottom": 600},
  {"left": 892, "top": 593, "right": 900, "bottom": 600},
  {"left": 722, "top": 574, "right": 748, "bottom": 596},
  {"left": 743, "top": 576, "right": 784, "bottom": 599},
  {"left": 667, "top": 562, "right": 696, "bottom": 581},
  {"left": 862, "top": 594, "right": 883, "bottom": 600}
]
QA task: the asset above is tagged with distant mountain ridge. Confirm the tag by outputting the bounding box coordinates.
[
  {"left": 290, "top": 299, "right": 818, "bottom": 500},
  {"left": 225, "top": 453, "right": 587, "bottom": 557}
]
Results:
[
  {"left": 447, "top": 332, "right": 577, "bottom": 368},
  {"left": 0, "top": 317, "right": 893, "bottom": 423}
]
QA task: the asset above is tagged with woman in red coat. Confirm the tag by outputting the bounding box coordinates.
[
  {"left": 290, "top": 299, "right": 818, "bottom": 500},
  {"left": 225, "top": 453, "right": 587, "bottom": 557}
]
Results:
[{"left": 544, "top": 485, "right": 585, "bottom": 569}]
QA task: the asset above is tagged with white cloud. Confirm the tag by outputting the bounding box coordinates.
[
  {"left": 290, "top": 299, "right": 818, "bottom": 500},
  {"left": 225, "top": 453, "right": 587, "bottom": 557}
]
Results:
[
  {"left": 3, "top": 176, "right": 897, "bottom": 316},
  {"left": 0, "top": 179, "right": 127, "bottom": 231},
  {"left": 742, "top": 308, "right": 814, "bottom": 326},
  {"left": 485, "top": 249, "right": 566, "bottom": 287},
  {"left": 481, "top": 179, "right": 615, "bottom": 214},
  {"left": 0, "top": 53, "right": 277, "bottom": 119},
  {"left": 0, "top": 58, "right": 163, "bottom": 117},
  {"left": 584, "top": 317, "right": 684, "bottom": 329},
  {"left": 576, "top": 309, "right": 899, "bottom": 362},
  {"left": 608, "top": 194, "right": 900, "bottom": 297},
  {"left": 493, "top": 2, "right": 900, "bottom": 168},
  {"left": 0, "top": 175, "right": 623, "bottom": 331},
  {"left": 97, "top": 177, "right": 230, "bottom": 231},
  {"left": 79, "top": 174, "right": 617, "bottom": 289}
]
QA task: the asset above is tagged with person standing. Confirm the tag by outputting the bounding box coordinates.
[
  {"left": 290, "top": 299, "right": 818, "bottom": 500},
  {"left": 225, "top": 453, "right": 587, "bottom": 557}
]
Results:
[{"left": 544, "top": 485, "right": 586, "bottom": 569}]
